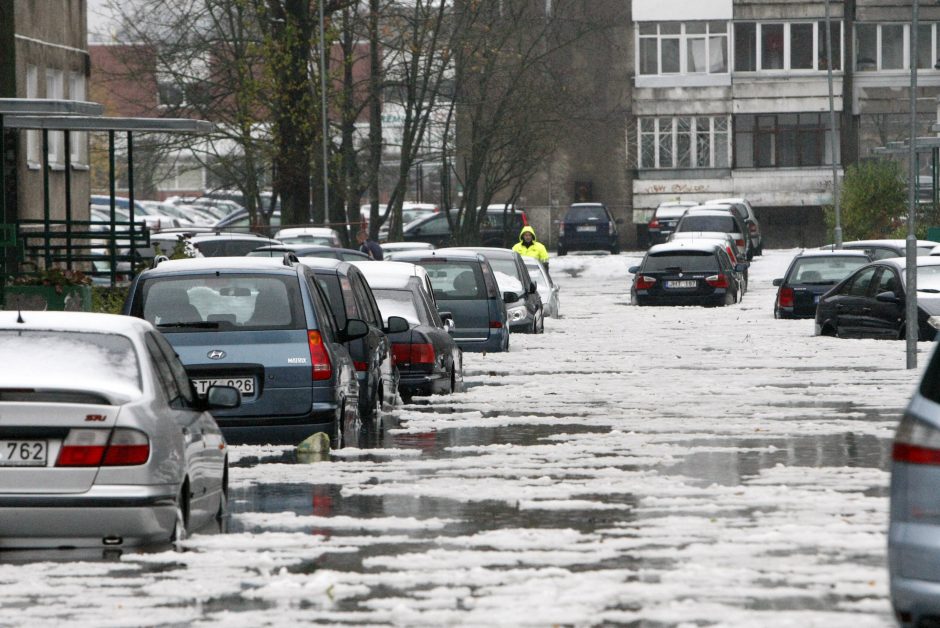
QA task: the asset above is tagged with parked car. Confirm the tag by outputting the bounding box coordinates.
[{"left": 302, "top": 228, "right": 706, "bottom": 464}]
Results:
[
  {"left": 667, "top": 234, "right": 749, "bottom": 293},
  {"left": 249, "top": 245, "right": 370, "bottom": 261},
  {"left": 353, "top": 261, "right": 463, "bottom": 400},
  {"left": 382, "top": 242, "right": 435, "bottom": 255},
  {"left": 523, "top": 256, "right": 560, "bottom": 318},
  {"left": 298, "top": 257, "right": 405, "bottom": 418},
  {"left": 630, "top": 241, "right": 747, "bottom": 307},
  {"left": 274, "top": 227, "right": 342, "bottom": 248},
  {"left": 91, "top": 195, "right": 175, "bottom": 232},
  {"left": 123, "top": 257, "right": 367, "bottom": 445},
  {"left": 376, "top": 202, "right": 440, "bottom": 239},
  {"left": 0, "top": 311, "right": 237, "bottom": 549},
  {"left": 213, "top": 209, "right": 281, "bottom": 233},
  {"left": 821, "top": 239, "right": 940, "bottom": 260},
  {"left": 400, "top": 207, "right": 528, "bottom": 249},
  {"left": 446, "top": 247, "right": 544, "bottom": 334},
  {"left": 772, "top": 250, "right": 871, "bottom": 319},
  {"left": 814, "top": 256, "right": 940, "bottom": 340},
  {"left": 672, "top": 208, "right": 752, "bottom": 260},
  {"left": 557, "top": 203, "right": 622, "bottom": 255},
  {"left": 708, "top": 197, "right": 763, "bottom": 255},
  {"left": 647, "top": 201, "right": 698, "bottom": 246},
  {"left": 188, "top": 233, "right": 282, "bottom": 257},
  {"left": 390, "top": 249, "right": 511, "bottom": 352},
  {"left": 889, "top": 343, "right": 940, "bottom": 626}
]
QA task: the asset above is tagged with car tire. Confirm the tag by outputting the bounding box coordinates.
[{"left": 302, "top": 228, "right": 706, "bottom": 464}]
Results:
[
  {"left": 172, "top": 483, "right": 189, "bottom": 547},
  {"left": 610, "top": 245, "right": 621, "bottom": 255},
  {"left": 557, "top": 246, "right": 567, "bottom": 257}
]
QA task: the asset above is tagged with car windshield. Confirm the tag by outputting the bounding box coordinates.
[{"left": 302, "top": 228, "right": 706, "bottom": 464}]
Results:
[
  {"left": 918, "top": 265, "right": 940, "bottom": 292},
  {"left": 487, "top": 258, "right": 524, "bottom": 293},
  {"left": 138, "top": 274, "right": 305, "bottom": 331},
  {"left": 0, "top": 330, "right": 141, "bottom": 392},
  {"left": 525, "top": 262, "right": 548, "bottom": 292},
  {"left": 566, "top": 206, "right": 607, "bottom": 221},
  {"left": 644, "top": 251, "right": 718, "bottom": 272},
  {"left": 919, "top": 246, "right": 936, "bottom": 256},
  {"left": 373, "top": 289, "right": 427, "bottom": 326},
  {"left": 788, "top": 257, "right": 870, "bottom": 284},
  {"left": 420, "top": 261, "right": 487, "bottom": 301},
  {"left": 677, "top": 215, "right": 737, "bottom": 233}
]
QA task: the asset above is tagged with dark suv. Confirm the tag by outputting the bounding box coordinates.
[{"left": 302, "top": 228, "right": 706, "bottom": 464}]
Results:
[
  {"left": 400, "top": 207, "right": 527, "bottom": 248},
  {"left": 558, "top": 203, "right": 621, "bottom": 255},
  {"left": 299, "top": 258, "right": 407, "bottom": 419},
  {"left": 123, "top": 257, "right": 368, "bottom": 445}
]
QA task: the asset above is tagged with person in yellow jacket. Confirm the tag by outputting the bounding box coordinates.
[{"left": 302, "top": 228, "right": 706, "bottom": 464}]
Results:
[{"left": 512, "top": 225, "right": 550, "bottom": 270}]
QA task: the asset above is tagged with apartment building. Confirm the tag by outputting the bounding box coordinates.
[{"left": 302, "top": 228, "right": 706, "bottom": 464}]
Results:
[
  {"left": 0, "top": 0, "right": 91, "bottom": 224},
  {"left": 631, "top": 0, "right": 940, "bottom": 247}
]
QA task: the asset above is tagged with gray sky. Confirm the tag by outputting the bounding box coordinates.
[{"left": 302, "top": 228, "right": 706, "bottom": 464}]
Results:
[{"left": 87, "top": 0, "right": 116, "bottom": 41}]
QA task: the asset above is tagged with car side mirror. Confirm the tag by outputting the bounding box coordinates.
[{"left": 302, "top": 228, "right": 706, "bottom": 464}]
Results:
[
  {"left": 341, "top": 318, "right": 370, "bottom": 342},
  {"left": 440, "top": 312, "right": 456, "bottom": 332},
  {"left": 503, "top": 291, "right": 520, "bottom": 304},
  {"left": 735, "top": 263, "right": 749, "bottom": 273},
  {"left": 628, "top": 265, "right": 640, "bottom": 274},
  {"left": 384, "top": 315, "right": 410, "bottom": 334},
  {"left": 875, "top": 291, "right": 902, "bottom": 304},
  {"left": 772, "top": 278, "right": 783, "bottom": 287},
  {"left": 206, "top": 385, "right": 241, "bottom": 410},
  {"left": 528, "top": 281, "right": 537, "bottom": 294}
]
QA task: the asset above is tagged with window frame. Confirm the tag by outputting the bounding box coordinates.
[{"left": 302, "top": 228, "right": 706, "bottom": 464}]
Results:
[
  {"left": 734, "top": 21, "right": 844, "bottom": 73},
  {"left": 733, "top": 113, "right": 837, "bottom": 169},
  {"left": 855, "top": 22, "right": 940, "bottom": 71},
  {"left": 637, "top": 116, "right": 731, "bottom": 170},
  {"left": 44, "top": 69, "right": 65, "bottom": 166},
  {"left": 637, "top": 21, "right": 730, "bottom": 76}
]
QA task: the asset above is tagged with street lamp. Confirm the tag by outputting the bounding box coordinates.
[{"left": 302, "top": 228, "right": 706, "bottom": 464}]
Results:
[
  {"left": 318, "top": 0, "right": 330, "bottom": 226},
  {"left": 906, "top": 0, "right": 920, "bottom": 369}
]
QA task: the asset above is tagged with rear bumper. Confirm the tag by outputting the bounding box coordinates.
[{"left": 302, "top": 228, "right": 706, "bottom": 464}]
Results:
[
  {"left": 215, "top": 403, "right": 337, "bottom": 444},
  {"left": 455, "top": 332, "right": 508, "bottom": 353},
  {"left": 399, "top": 370, "right": 450, "bottom": 397},
  {"left": 0, "top": 484, "right": 177, "bottom": 548},
  {"left": 891, "top": 574, "right": 940, "bottom": 627},
  {"left": 776, "top": 305, "right": 817, "bottom": 319},
  {"left": 634, "top": 292, "right": 728, "bottom": 307}
]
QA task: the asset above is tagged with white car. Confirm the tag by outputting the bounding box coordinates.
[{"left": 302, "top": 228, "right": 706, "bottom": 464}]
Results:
[
  {"left": 0, "top": 311, "right": 238, "bottom": 549},
  {"left": 273, "top": 227, "right": 342, "bottom": 248}
]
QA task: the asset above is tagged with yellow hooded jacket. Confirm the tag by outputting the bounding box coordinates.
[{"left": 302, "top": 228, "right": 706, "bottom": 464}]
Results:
[{"left": 512, "top": 226, "right": 549, "bottom": 264}]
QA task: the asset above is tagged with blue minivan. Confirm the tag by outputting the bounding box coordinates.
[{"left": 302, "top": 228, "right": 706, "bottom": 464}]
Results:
[
  {"left": 123, "top": 256, "right": 367, "bottom": 445},
  {"left": 390, "top": 250, "right": 510, "bottom": 353}
]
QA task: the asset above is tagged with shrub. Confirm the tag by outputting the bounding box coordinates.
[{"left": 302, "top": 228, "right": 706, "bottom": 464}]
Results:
[{"left": 826, "top": 159, "right": 908, "bottom": 241}]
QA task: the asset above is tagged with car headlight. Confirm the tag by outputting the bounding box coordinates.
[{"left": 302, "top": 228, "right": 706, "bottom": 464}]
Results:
[
  {"left": 507, "top": 306, "right": 527, "bottom": 322},
  {"left": 929, "top": 316, "right": 940, "bottom": 330}
]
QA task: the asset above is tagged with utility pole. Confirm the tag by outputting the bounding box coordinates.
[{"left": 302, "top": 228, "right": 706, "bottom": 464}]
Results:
[
  {"left": 319, "top": 0, "right": 330, "bottom": 224},
  {"left": 906, "top": 0, "right": 920, "bottom": 369},
  {"left": 825, "top": 0, "right": 842, "bottom": 249}
]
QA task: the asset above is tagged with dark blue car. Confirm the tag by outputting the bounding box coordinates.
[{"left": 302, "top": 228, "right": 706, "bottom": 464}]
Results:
[
  {"left": 123, "top": 257, "right": 367, "bottom": 445},
  {"left": 557, "top": 203, "right": 621, "bottom": 255}
]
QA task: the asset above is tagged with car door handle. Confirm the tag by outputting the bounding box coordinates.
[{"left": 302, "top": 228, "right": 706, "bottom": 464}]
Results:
[{"left": 862, "top": 307, "right": 872, "bottom": 314}]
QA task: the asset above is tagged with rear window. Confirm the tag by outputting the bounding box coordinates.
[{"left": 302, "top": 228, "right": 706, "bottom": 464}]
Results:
[
  {"left": 655, "top": 206, "right": 693, "bottom": 219},
  {"left": 487, "top": 257, "right": 524, "bottom": 293},
  {"left": 565, "top": 206, "right": 608, "bottom": 222},
  {"left": 644, "top": 251, "right": 719, "bottom": 272},
  {"left": 281, "top": 236, "right": 334, "bottom": 246},
  {"left": 419, "top": 260, "right": 488, "bottom": 301},
  {"left": 677, "top": 215, "right": 737, "bottom": 233},
  {"left": 136, "top": 273, "right": 305, "bottom": 332},
  {"left": 788, "top": 257, "right": 869, "bottom": 284},
  {"left": 194, "top": 239, "right": 272, "bottom": 257},
  {"left": 0, "top": 331, "right": 140, "bottom": 392},
  {"left": 373, "top": 288, "right": 428, "bottom": 326}
]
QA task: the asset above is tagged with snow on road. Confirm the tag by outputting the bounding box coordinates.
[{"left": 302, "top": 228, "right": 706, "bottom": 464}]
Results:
[{"left": 0, "top": 249, "right": 925, "bottom": 626}]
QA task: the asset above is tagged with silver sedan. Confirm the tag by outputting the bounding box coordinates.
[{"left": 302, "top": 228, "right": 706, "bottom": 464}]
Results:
[
  {"left": 523, "top": 256, "right": 560, "bottom": 318},
  {"left": 0, "top": 311, "right": 238, "bottom": 550}
]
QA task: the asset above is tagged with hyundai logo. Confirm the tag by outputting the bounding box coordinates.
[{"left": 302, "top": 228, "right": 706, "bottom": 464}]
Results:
[{"left": 207, "top": 350, "right": 226, "bottom": 360}]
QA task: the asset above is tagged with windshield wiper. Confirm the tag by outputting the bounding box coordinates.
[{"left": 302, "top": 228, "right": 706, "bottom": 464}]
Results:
[{"left": 157, "top": 321, "right": 219, "bottom": 329}]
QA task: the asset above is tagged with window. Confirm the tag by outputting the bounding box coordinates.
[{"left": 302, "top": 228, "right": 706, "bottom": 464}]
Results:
[
  {"left": 44, "top": 69, "right": 64, "bottom": 164},
  {"left": 638, "top": 22, "right": 728, "bottom": 75},
  {"left": 734, "top": 113, "right": 838, "bottom": 168},
  {"left": 638, "top": 116, "right": 730, "bottom": 169},
  {"left": 735, "top": 22, "right": 843, "bottom": 72},
  {"left": 856, "top": 23, "right": 940, "bottom": 71},
  {"left": 69, "top": 72, "right": 87, "bottom": 166},
  {"left": 847, "top": 267, "right": 878, "bottom": 297},
  {"left": 25, "top": 66, "right": 39, "bottom": 165}
]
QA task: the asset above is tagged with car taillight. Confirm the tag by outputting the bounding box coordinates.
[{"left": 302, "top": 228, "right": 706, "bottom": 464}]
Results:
[
  {"left": 391, "top": 343, "right": 435, "bottom": 366},
  {"left": 353, "top": 361, "right": 369, "bottom": 372},
  {"left": 726, "top": 246, "right": 737, "bottom": 264},
  {"left": 489, "top": 321, "right": 503, "bottom": 329},
  {"left": 57, "top": 429, "right": 109, "bottom": 467},
  {"left": 648, "top": 219, "right": 660, "bottom": 229},
  {"left": 705, "top": 274, "right": 729, "bottom": 288},
  {"left": 308, "top": 330, "right": 333, "bottom": 381},
  {"left": 102, "top": 429, "right": 150, "bottom": 466},
  {"left": 635, "top": 275, "right": 657, "bottom": 290},
  {"left": 521, "top": 212, "right": 529, "bottom": 226},
  {"left": 749, "top": 223, "right": 758, "bottom": 235},
  {"left": 893, "top": 415, "right": 940, "bottom": 465},
  {"left": 778, "top": 287, "right": 794, "bottom": 308},
  {"left": 735, "top": 239, "right": 745, "bottom": 248}
]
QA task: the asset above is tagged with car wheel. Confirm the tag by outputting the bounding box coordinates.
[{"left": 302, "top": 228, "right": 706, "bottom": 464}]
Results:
[
  {"left": 610, "top": 245, "right": 621, "bottom": 255},
  {"left": 172, "top": 483, "right": 189, "bottom": 548},
  {"left": 557, "top": 247, "right": 567, "bottom": 257}
]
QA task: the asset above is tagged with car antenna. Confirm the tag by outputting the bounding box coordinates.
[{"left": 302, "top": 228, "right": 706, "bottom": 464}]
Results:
[{"left": 16, "top": 310, "right": 24, "bottom": 324}]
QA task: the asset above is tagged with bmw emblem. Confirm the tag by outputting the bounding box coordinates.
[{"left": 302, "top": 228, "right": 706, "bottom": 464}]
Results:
[{"left": 207, "top": 350, "right": 226, "bottom": 360}]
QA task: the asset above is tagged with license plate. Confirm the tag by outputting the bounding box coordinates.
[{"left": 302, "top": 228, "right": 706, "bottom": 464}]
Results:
[
  {"left": 0, "top": 440, "right": 48, "bottom": 467},
  {"left": 192, "top": 377, "right": 256, "bottom": 397},
  {"left": 814, "top": 295, "right": 821, "bottom": 304},
  {"left": 576, "top": 226, "right": 596, "bottom": 232},
  {"left": 665, "top": 280, "right": 697, "bottom": 289}
]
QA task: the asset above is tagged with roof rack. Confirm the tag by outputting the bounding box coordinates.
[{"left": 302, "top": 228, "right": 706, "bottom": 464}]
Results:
[
  {"left": 283, "top": 252, "right": 299, "bottom": 266},
  {"left": 152, "top": 255, "right": 170, "bottom": 268}
]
